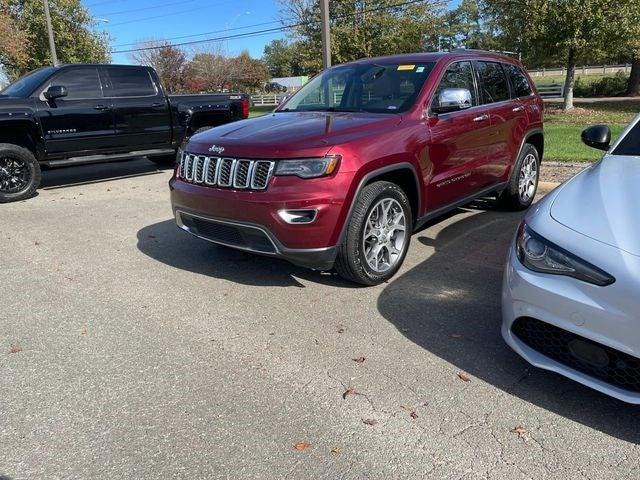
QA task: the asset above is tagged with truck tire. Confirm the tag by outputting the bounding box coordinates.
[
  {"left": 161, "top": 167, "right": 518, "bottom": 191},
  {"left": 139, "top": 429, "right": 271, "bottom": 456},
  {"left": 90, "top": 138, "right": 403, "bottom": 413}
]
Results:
[
  {"left": 498, "top": 143, "right": 540, "bottom": 211},
  {"left": 0, "top": 144, "right": 41, "bottom": 203},
  {"left": 335, "top": 181, "right": 412, "bottom": 286},
  {"left": 148, "top": 151, "right": 178, "bottom": 167}
]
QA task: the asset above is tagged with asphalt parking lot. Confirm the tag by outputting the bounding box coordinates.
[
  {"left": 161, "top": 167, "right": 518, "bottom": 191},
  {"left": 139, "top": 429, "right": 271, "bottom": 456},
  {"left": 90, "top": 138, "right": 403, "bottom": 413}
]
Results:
[{"left": 1, "top": 159, "right": 639, "bottom": 480}]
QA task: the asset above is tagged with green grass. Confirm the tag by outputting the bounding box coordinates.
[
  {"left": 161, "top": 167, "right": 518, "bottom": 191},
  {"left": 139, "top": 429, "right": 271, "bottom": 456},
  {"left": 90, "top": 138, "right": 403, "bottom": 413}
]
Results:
[
  {"left": 532, "top": 74, "right": 614, "bottom": 86},
  {"left": 544, "top": 101, "right": 638, "bottom": 161},
  {"left": 249, "top": 105, "right": 275, "bottom": 118}
]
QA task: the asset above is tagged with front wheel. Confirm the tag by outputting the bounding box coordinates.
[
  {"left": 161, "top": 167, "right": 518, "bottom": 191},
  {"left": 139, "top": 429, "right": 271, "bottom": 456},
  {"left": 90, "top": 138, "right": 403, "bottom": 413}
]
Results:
[
  {"left": 498, "top": 143, "right": 540, "bottom": 211},
  {"left": 335, "top": 181, "right": 412, "bottom": 286},
  {"left": 0, "top": 144, "right": 41, "bottom": 203}
]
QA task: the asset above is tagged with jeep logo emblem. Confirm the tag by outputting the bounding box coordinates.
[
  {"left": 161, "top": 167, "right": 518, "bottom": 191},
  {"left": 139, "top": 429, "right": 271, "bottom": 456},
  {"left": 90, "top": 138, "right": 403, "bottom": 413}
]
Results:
[{"left": 208, "top": 145, "right": 225, "bottom": 154}]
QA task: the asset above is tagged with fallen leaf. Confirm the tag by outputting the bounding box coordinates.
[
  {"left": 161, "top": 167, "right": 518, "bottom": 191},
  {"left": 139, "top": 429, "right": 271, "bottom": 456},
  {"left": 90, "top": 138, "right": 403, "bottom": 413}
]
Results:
[
  {"left": 457, "top": 371, "right": 471, "bottom": 382},
  {"left": 362, "top": 418, "right": 378, "bottom": 426},
  {"left": 410, "top": 411, "right": 418, "bottom": 420},
  {"left": 81, "top": 326, "right": 88, "bottom": 336},
  {"left": 9, "top": 343, "right": 22, "bottom": 354},
  {"left": 34, "top": 241, "right": 41, "bottom": 246},
  {"left": 343, "top": 387, "right": 358, "bottom": 400},
  {"left": 337, "top": 326, "right": 345, "bottom": 334},
  {"left": 330, "top": 447, "right": 340, "bottom": 454},
  {"left": 352, "top": 356, "right": 366, "bottom": 364},
  {"left": 294, "top": 441, "right": 311, "bottom": 451},
  {"left": 510, "top": 426, "right": 528, "bottom": 441}
]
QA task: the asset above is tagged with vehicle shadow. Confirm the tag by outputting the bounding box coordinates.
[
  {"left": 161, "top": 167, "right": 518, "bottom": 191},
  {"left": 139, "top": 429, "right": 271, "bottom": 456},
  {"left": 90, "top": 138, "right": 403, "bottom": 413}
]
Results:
[
  {"left": 40, "top": 158, "right": 170, "bottom": 189},
  {"left": 378, "top": 205, "right": 640, "bottom": 443},
  {"left": 136, "top": 219, "right": 358, "bottom": 288}
]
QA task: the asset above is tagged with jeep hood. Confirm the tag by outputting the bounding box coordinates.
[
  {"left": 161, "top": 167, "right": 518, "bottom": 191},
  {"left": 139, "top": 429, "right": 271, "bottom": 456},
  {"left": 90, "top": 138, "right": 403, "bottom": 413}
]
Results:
[
  {"left": 550, "top": 155, "right": 640, "bottom": 257},
  {"left": 187, "top": 111, "right": 401, "bottom": 158}
]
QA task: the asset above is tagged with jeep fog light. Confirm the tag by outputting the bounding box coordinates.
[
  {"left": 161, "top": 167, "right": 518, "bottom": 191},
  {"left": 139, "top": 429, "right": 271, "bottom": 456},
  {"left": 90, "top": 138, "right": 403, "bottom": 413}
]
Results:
[{"left": 278, "top": 209, "right": 318, "bottom": 224}]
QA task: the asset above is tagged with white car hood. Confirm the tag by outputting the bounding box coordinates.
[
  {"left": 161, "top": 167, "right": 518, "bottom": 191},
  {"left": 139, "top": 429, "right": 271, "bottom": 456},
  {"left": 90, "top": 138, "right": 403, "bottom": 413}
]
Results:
[{"left": 550, "top": 155, "right": 640, "bottom": 257}]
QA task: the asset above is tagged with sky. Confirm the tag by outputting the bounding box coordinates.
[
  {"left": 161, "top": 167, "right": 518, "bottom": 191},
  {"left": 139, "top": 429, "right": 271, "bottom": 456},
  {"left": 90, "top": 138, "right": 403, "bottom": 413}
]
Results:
[{"left": 84, "top": 0, "right": 285, "bottom": 65}]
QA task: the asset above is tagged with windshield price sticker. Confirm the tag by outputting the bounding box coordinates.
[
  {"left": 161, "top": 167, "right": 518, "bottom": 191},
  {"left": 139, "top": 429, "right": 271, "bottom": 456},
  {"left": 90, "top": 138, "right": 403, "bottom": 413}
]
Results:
[{"left": 397, "top": 65, "right": 415, "bottom": 71}]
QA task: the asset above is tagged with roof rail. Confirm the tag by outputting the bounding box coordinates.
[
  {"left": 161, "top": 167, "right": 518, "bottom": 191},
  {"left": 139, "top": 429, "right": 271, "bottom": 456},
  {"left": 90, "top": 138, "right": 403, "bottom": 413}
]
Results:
[{"left": 451, "top": 48, "right": 520, "bottom": 58}]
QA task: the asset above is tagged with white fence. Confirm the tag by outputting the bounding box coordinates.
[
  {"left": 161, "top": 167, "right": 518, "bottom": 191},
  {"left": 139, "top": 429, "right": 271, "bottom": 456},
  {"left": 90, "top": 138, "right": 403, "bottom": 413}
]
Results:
[
  {"left": 536, "top": 84, "right": 564, "bottom": 99},
  {"left": 528, "top": 64, "right": 631, "bottom": 77},
  {"left": 251, "top": 94, "right": 287, "bottom": 106}
]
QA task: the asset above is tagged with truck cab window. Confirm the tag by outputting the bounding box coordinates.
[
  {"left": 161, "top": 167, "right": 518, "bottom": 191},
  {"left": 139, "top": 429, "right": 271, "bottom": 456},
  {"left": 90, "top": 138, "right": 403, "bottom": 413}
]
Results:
[
  {"left": 45, "top": 68, "right": 102, "bottom": 100},
  {"left": 105, "top": 68, "right": 157, "bottom": 97}
]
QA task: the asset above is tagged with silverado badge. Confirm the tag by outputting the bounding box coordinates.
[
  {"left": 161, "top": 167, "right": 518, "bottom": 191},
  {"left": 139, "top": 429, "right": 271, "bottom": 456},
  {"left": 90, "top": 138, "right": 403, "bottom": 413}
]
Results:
[{"left": 208, "top": 145, "right": 225, "bottom": 154}]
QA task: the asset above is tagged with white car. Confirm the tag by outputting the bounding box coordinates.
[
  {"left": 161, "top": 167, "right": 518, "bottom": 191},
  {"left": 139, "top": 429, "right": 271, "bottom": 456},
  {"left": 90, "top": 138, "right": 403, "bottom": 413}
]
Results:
[{"left": 502, "top": 115, "right": 640, "bottom": 403}]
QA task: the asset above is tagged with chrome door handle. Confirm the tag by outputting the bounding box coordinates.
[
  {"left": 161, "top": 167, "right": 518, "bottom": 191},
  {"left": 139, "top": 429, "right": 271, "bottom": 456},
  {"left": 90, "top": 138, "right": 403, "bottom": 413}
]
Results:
[
  {"left": 94, "top": 104, "right": 109, "bottom": 111},
  {"left": 512, "top": 106, "right": 525, "bottom": 112},
  {"left": 151, "top": 102, "right": 165, "bottom": 108},
  {"left": 473, "top": 114, "right": 489, "bottom": 122}
]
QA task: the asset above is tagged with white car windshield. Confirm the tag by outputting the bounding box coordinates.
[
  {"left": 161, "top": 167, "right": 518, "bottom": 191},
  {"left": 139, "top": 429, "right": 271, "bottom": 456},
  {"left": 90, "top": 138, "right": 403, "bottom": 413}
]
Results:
[
  {"left": 612, "top": 120, "right": 640, "bottom": 156},
  {"left": 279, "top": 62, "right": 436, "bottom": 114}
]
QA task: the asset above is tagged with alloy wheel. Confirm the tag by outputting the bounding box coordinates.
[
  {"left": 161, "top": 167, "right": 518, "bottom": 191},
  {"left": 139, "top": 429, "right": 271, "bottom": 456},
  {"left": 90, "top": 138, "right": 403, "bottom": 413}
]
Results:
[
  {"left": 0, "top": 156, "right": 30, "bottom": 194},
  {"left": 518, "top": 153, "right": 538, "bottom": 203},
  {"left": 362, "top": 198, "right": 407, "bottom": 273}
]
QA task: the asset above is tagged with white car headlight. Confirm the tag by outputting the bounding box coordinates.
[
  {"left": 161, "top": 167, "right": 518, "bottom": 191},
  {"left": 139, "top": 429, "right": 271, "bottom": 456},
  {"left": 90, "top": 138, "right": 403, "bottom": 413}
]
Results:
[
  {"left": 274, "top": 155, "right": 340, "bottom": 179},
  {"left": 516, "top": 222, "right": 615, "bottom": 286}
]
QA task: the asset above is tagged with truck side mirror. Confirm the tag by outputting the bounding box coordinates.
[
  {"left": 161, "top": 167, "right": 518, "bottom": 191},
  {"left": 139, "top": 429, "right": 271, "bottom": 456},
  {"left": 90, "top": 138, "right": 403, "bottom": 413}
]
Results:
[
  {"left": 581, "top": 125, "right": 611, "bottom": 151},
  {"left": 432, "top": 88, "right": 472, "bottom": 114},
  {"left": 44, "top": 85, "right": 68, "bottom": 100}
]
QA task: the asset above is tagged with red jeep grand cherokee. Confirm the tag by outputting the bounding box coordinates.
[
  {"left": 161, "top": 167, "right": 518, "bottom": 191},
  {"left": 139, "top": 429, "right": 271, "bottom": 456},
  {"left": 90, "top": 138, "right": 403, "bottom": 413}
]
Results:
[{"left": 170, "top": 51, "right": 543, "bottom": 285}]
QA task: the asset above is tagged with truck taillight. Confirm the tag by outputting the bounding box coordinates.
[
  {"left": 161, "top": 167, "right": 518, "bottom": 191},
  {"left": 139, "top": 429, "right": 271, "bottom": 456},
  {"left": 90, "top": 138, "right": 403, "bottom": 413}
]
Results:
[{"left": 241, "top": 98, "right": 250, "bottom": 119}]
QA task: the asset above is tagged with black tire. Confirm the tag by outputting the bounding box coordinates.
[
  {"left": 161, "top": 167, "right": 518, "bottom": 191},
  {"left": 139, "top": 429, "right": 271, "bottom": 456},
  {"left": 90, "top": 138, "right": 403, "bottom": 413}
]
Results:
[
  {"left": 0, "top": 143, "right": 41, "bottom": 204},
  {"left": 148, "top": 151, "right": 178, "bottom": 167},
  {"left": 335, "top": 181, "right": 412, "bottom": 286},
  {"left": 498, "top": 143, "right": 540, "bottom": 211}
]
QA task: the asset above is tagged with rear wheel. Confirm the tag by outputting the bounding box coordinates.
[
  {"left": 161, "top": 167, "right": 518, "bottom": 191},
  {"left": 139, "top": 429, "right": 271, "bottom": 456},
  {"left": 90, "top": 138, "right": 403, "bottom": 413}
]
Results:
[
  {"left": 0, "top": 144, "right": 41, "bottom": 203},
  {"left": 335, "top": 181, "right": 412, "bottom": 286},
  {"left": 498, "top": 143, "right": 540, "bottom": 210}
]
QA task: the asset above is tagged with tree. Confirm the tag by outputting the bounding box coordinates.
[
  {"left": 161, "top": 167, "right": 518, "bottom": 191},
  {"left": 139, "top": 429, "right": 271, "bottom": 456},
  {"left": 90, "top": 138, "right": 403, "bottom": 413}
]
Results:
[
  {"left": 278, "top": 0, "right": 443, "bottom": 75},
  {"left": 482, "top": 0, "right": 611, "bottom": 110},
  {"left": 607, "top": 0, "right": 640, "bottom": 96},
  {"left": 0, "top": 7, "right": 29, "bottom": 76},
  {"left": 3, "top": 0, "right": 110, "bottom": 79},
  {"left": 128, "top": 40, "right": 187, "bottom": 93},
  {"left": 263, "top": 39, "right": 304, "bottom": 77},
  {"left": 437, "top": 0, "right": 499, "bottom": 52}
]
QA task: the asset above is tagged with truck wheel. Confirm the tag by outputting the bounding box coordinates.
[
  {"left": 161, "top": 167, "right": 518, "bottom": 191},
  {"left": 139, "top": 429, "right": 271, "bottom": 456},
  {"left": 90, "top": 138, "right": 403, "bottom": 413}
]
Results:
[
  {"left": 0, "top": 144, "right": 41, "bottom": 203},
  {"left": 335, "top": 181, "right": 412, "bottom": 286},
  {"left": 148, "top": 151, "right": 178, "bottom": 167},
  {"left": 498, "top": 143, "right": 540, "bottom": 211}
]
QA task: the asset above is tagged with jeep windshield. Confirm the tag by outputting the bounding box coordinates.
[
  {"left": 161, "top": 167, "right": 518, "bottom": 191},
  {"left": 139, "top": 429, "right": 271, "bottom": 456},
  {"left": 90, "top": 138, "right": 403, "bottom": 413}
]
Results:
[
  {"left": 0, "top": 67, "right": 56, "bottom": 98},
  {"left": 278, "top": 62, "right": 436, "bottom": 114}
]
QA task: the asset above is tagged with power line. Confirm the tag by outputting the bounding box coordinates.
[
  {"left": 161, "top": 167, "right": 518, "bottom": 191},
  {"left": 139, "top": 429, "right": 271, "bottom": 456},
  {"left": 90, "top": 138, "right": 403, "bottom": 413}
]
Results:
[
  {"left": 99, "top": 0, "right": 205, "bottom": 17},
  {"left": 113, "top": 20, "right": 282, "bottom": 48},
  {"left": 112, "top": 0, "right": 441, "bottom": 53},
  {"left": 105, "top": 0, "right": 237, "bottom": 28}
]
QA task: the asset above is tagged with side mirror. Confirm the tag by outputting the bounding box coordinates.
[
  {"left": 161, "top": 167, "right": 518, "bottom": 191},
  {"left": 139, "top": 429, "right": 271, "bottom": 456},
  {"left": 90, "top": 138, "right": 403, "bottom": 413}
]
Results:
[
  {"left": 432, "top": 88, "right": 472, "bottom": 114},
  {"left": 581, "top": 125, "right": 611, "bottom": 151},
  {"left": 44, "top": 85, "right": 68, "bottom": 100}
]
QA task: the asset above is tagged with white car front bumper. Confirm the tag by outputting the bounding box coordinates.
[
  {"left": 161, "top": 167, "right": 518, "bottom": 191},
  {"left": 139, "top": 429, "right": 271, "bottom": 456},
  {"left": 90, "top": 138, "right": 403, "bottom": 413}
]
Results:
[{"left": 502, "top": 232, "right": 640, "bottom": 404}]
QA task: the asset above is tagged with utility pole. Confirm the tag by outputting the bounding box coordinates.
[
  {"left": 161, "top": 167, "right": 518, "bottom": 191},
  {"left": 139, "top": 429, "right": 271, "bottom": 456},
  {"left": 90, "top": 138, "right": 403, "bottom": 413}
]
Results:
[
  {"left": 43, "top": 0, "right": 59, "bottom": 66},
  {"left": 320, "top": 0, "right": 331, "bottom": 69}
]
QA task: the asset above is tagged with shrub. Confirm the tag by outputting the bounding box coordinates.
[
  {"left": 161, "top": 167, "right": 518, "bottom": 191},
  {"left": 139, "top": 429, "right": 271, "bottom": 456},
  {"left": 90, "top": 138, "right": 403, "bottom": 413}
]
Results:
[{"left": 574, "top": 72, "right": 628, "bottom": 97}]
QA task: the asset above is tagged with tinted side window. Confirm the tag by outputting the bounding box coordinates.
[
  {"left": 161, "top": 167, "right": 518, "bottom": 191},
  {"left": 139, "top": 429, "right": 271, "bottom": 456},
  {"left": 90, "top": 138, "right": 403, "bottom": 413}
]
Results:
[
  {"left": 47, "top": 68, "right": 102, "bottom": 99},
  {"left": 504, "top": 64, "right": 532, "bottom": 98},
  {"left": 432, "top": 61, "right": 477, "bottom": 108},
  {"left": 106, "top": 68, "right": 156, "bottom": 97},
  {"left": 476, "top": 61, "right": 509, "bottom": 104},
  {"left": 612, "top": 122, "right": 640, "bottom": 156}
]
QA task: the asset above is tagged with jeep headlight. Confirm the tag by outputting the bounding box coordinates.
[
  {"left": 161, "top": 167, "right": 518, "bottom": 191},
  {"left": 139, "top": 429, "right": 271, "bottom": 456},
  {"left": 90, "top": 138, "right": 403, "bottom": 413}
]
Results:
[{"left": 274, "top": 155, "right": 340, "bottom": 179}]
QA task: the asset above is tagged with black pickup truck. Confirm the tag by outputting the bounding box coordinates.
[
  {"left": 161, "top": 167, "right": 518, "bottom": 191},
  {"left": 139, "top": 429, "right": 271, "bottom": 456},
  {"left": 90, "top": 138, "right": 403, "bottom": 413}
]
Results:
[{"left": 0, "top": 64, "right": 250, "bottom": 203}]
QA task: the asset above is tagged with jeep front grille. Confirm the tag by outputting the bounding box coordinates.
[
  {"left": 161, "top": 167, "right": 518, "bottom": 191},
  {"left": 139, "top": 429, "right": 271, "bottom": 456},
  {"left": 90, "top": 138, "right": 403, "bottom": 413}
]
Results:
[{"left": 178, "top": 153, "right": 274, "bottom": 190}]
